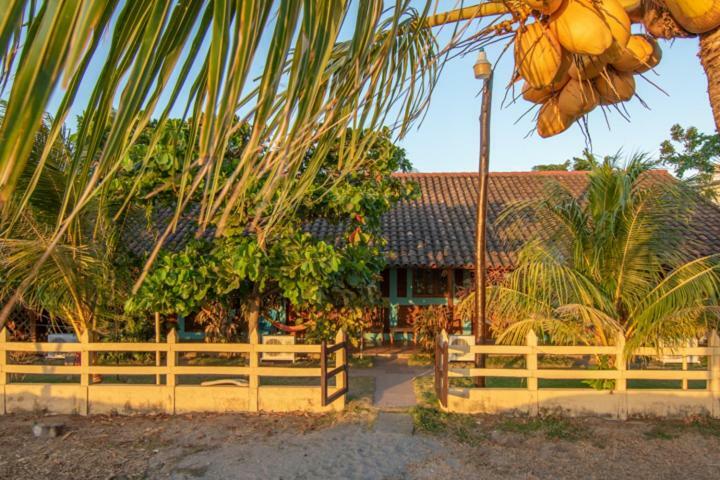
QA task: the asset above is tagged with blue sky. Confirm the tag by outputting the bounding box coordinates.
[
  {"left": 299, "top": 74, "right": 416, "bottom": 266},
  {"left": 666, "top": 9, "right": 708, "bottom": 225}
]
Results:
[
  {"left": 399, "top": 15, "right": 715, "bottom": 172},
  {"left": 39, "top": 2, "right": 716, "bottom": 174}
]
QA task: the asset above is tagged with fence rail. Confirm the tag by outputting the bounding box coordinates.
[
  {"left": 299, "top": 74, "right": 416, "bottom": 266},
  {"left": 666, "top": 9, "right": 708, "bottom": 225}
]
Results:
[
  {"left": 438, "top": 329, "right": 720, "bottom": 418},
  {"left": 0, "top": 328, "right": 348, "bottom": 415}
]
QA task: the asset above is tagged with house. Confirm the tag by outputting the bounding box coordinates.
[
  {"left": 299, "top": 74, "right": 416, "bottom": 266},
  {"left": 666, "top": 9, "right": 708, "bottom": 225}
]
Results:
[
  {"left": 19, "top": 170, "right": 717, "bottom": 342},
  {"left": 338, "top": 171, "right": 720, "bottom": 343}
]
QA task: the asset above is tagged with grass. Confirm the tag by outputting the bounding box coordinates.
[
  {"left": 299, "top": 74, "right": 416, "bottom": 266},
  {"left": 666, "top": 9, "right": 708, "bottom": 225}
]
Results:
[
  {"left": 644, "top": 416, "right": 720, "bottom": 440},
  {"left": 348, "top": 355, "right": 374, "bottom": 368},
  {"left": 407, "top": 352, "right": 433, "bottom": 366},
  {"left": 498, "top": 416, "right": 586, "bottom": 441}
]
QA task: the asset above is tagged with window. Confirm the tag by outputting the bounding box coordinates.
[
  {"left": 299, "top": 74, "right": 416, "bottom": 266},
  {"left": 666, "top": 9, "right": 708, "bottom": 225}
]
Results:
[
  {"left": 455, "top": 270, "right": 474, "bottom": 294},
  {"left": 380, "top": 269, "right": 390, "bottom": 297},
  {"left": 397, "top": 268, "right": 407, "bottom": 298},
  {"left": 412, "top": 269, "right": 447, "bottom": 297}
]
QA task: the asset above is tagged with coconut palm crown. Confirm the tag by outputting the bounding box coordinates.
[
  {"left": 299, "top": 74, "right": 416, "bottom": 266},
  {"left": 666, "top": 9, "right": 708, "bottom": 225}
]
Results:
[{"left": 460, "top": 156, "right": 720, "bottom": 351}]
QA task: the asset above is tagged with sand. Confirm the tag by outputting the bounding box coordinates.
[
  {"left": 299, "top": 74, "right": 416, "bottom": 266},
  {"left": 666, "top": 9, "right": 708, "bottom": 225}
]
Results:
[{"left": 1, "top": 412, "right": 720, "bottom": 479}]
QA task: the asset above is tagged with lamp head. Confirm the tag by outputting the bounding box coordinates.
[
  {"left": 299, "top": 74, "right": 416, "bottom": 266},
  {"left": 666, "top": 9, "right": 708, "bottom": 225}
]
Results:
[{"left": 473, "top": 49, "right": 492, "bottom": 80}]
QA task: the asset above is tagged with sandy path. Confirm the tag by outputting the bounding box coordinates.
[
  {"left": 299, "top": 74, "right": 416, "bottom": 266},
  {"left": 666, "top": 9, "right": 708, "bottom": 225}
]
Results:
[{"left": 2, "top": 413, "right": 720, "bottom": 479}]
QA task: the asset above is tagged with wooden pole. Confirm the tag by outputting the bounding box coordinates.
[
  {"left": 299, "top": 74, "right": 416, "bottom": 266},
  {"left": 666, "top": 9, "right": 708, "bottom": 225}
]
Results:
[
  {"left": 155, "top": 312, "right": 161, "bottom": 385},
  {"left": 474, "top": 71, "right": 493, "bottom": 387},
  {"left": 526, "top": 330, "right": 538, "bottom": 416},
  {"left": 709, "top": 331, "right": 720, "bottom": 418},
  {"left": 616, "top": 333, "right": 628, "bottom": 420},
  {"left": 0, "top": 327, "right": 7, "bottom": 414},
  {"left": 167, "top": 329, "right": 177, "bottom": 414},
  {"left": 79, "top": 329, "right": 90, "bottom": 415}
]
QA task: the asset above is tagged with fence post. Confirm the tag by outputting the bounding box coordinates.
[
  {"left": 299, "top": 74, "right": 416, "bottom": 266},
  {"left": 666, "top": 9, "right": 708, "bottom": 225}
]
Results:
[
  {"left": 166, "top": 329, "right": 177, "bottom": 414},
  {"left": 335, "top": 329, "right": 347, "bottom": 409},
  {"left": 439, "top": 330, "right": 449, "bottom": 408},
  {"left": 525, "top": 330, "right": 538, "bottom": 416},
  {"left": 615, "top": 333, "right": 628, "bottom": 420},
  {"left": 709, "top": 330, "right": 720, "bottom": 419},
  {"left": 79, "top": 329, "right": 90, "bottom": 415},
  {"left": 0, "top": 328, "right": 7, "bottom": 415},
  {"left": 248, "top": 329, "right": 259, "bottom": 412},
  {"left": 155, "top": 313, "right": 161, "bottom": 385}
]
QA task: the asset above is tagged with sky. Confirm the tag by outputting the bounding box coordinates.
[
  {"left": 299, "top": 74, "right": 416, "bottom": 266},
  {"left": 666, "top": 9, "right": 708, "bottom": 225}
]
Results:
[
  {"left": 399, "top": 6, "right": 716, "bottom": 172},
  {"left": 37, "top": 2, "right": 717, "bottom": 175}
]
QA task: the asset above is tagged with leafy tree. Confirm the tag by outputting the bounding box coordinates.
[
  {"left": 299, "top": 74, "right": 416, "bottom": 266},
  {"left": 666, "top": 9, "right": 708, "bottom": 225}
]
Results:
[
  {"left": 125, "top": 126, "right": 417, "bottom": 343},
  {"left": 532, "top": 161, "right": 570, "bottom": 172},
  {"left": 0, "top": 3, "right": 438, "bottom": 330},
  {"left": 660, "top": 124, "right": 720, "bottom": 201},
  {"left": 459, "top": 155, "right": 720, "bottom": 353},
  {"left": 532, "top": 150, "right": 606, "bottom": 173}
]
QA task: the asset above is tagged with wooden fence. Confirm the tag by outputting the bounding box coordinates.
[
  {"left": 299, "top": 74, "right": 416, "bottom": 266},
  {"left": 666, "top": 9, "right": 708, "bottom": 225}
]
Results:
[
  {"left": 437, "top": 329, "right": 720, "bottom": 418},
  {"left": 0, "top": 328, "right": 348, "bottom": 415}
]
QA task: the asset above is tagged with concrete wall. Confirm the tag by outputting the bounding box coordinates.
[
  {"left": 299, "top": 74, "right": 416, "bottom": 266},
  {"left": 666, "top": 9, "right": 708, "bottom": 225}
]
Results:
[
  {"left": 1, "top": 384, "right": 343, "bottom": 415},
  {"left": 445, "top": 387, "right": 720, "bottom": 419}
]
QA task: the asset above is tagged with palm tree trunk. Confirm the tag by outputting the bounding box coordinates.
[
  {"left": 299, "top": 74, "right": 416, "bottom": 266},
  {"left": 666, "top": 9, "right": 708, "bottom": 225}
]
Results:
[{"left": 699, "top": 28, "right": 720, "bottom": 131}]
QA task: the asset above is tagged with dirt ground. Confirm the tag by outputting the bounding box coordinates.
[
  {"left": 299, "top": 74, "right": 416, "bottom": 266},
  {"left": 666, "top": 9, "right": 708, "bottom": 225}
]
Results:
[{"left": 2, "top": 409, "right": 720, "bottom": 480}]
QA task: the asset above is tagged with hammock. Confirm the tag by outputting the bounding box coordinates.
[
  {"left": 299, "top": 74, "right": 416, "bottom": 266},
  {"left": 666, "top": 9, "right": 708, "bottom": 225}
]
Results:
[{"left": 268, "top": 319, "right": 308, "bottom": 333}]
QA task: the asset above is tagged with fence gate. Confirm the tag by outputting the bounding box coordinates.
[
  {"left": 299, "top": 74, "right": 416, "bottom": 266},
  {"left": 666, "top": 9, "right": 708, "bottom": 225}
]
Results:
[
  {"left": 320, "top": 331, "right": 349, "bottom": 407},
  {"left": 434, "top": 331, "right": 449, "bottom": 408}
]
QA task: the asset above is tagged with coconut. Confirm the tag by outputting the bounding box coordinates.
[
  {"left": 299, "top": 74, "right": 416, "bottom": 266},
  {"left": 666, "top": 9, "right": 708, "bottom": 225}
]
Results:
[
  {"left": 558, "top": 79, "right": 600, "bottom": 116},
  {"left": 550, "top": 0, "right": 613, "bottom": 56},
  {"left": 594, "top": 69, "right": 636, "bottom": 104},
  {"left": 524, "top": 0, "right": 564, "bottom": 15},
  {"left": 597, "top": 0, "right": 631, "bottom": 49},
  {"left": 522, "top": 83, "right": 554, "bottom": 104},
  {"left": 514, "top": 22, "right": 565, "bottom": 89},
  {"left": 619, "top": 0, "right": 641, "bottom": 10},
  {"left": 634, "top": 35, "right": 662, "bottom": 73},
  {"left": 568, "top": 55, "right": 608, "bottom": 80},
  {"left": 611, "top": 35, "right": 654, "bottom": 72},
  {"left": 663, "top": 0, "right": 720, "bottom": 34},
  {"left": 537, "top": 96, "right": 577, "bottom": 138}
]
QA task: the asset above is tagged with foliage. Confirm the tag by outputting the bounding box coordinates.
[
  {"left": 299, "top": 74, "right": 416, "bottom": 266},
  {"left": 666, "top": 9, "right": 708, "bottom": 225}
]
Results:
[
  {"left": 532, "top": 161, "right": 571, "bottom": 171},
  {"left": 0, "top": 103, "right": 132, "bottom": 337},
  {"left": 410, "top": 305, "right": 450, "bottom": 352},
  {"left": 460, "top": 155, "right": 720, "bottom": 355},
  {"left": 126, "top": 127, "right": 418, "bottom": 343},
  {"left": 0, "top": 2, "right": 440, "bottom": 328},
  {"left": 532, "top": 149, "right": 606, "bottom": 172},
  {"left": 660, "top": 124, "right": 720, "bottom": 201}
]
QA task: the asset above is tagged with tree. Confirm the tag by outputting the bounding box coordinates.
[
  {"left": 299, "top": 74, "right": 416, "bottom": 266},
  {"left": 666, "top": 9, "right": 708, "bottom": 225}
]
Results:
[
  {"left": 532, "top": 161, "right": 570, "bottom": 171},
  {"left": 0, "top": 104, "right": 131, "bottom": 338},
  {"left": 659, "top": 124, "right": 720, "bottom": 200},
  {"left": 458, "top": 155, "right": 720, "bottom": 352},
  {"left": 0, "top": 1, "right": 439, "bottom": 328},
  {"left": 532, "top": 149, "right": 604, "bottom": 172},
  {"left": 124, "top": 126, "right": 417, "bottom": 343}
]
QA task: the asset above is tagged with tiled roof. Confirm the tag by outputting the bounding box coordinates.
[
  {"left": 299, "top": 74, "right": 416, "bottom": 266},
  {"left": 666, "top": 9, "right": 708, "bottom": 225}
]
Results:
[
  {"left": 371, "top": 171, "right": 720, "bottom": 269},
  {"left": 123, "top": 171, "right": 720, "bottom": 270}
]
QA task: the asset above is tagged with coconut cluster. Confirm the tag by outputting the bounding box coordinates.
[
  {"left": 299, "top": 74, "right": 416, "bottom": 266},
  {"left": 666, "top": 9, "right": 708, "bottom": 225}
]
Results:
[{"left": 515, "top": 0, "right": 663, "bottom": 138}]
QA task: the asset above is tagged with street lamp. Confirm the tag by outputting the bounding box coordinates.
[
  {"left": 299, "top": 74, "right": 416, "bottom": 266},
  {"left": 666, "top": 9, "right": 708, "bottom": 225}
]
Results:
[{"left": 473, "top": 48, "right": 492, "bottom": 387}]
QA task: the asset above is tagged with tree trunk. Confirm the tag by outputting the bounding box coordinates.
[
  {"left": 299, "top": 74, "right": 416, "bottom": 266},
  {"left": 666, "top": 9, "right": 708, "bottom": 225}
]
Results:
[
  {"left": 700, "top": 27, "right": 720, "bottom": 131},
  {"left": 247, "top": 291, "right": 260, "bottom": 343}
]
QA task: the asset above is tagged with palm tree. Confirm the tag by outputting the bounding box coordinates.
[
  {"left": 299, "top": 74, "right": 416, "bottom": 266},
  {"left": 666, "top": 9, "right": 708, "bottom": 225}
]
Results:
[
  {"left": 0, "top": 105, "right": 125, "bottom": 338},
  {"left": 0, "top": 1, "right": 441, "bottom": 328},
  {"left": 459, "top": 156, "right": 720, "bottom": 351}
]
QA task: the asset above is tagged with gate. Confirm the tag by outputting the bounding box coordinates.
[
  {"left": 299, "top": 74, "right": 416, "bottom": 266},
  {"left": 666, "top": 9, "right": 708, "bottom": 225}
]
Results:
[
  {"left": 320, "top": 330, "right": 349, "bottom": 407},
  {"left": 434, "top": 330, "right": 449, "bottom": 408}
]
